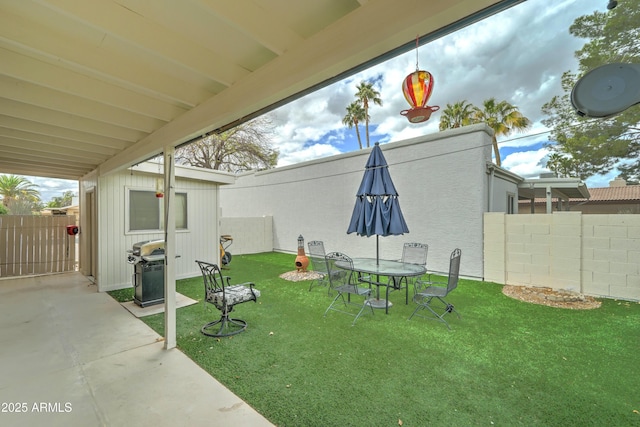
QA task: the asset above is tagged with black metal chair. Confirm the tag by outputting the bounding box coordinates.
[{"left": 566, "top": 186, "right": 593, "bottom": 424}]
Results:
[
  {"left": 323, "top": 252, "right": 374, "bottom": 325},
  {"left": 408, "top": 248, "right": 461, "bottom": 329},
  {"left": 307, "top": 240, "right": 330, "bottom": 293},
  {"left": 391, "top": 242, "right": 429, "bottom": 301},
  {"left": 195, "top": 260, "right": 260, "bottom": 337}
]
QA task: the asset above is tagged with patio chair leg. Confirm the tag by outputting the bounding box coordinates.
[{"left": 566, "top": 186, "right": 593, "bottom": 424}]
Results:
[
  {"left": 308, "top": 276, "right": 328, "bottom": 293},
  {"left": 408, "top": 297, "right": 460, "bottom": 330},
  {"left": 323, "top": 293, "right": 348, "bottom": 317},
  {"left": 201, "top": 312, "right": 248, "bottom": 337},
  {"left": 438, "top": 297, "right": 461, "bottom": 319},
  {"left": 324, "top": 293, "right": 373, "bottom": 325},
  {"left": 351, "top": 300, "right": 375, "bottom": 326}
]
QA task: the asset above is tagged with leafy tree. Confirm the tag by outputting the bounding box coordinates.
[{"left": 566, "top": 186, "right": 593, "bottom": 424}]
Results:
[
  {"left": 176, "top": 117, "right": 278, "bottom": 172},
  {"left": 439, "top": 100, "right": 475, "bottom": 131},
  {"left": 0, "top": 175, "right": 41, "bottom": 210},
  {"left": 342, "top": 101, "right": 366, "bottom": 149},
  {"left": 47, "top": 191, "right": 75, "bottom": 208},
  {"left": 355, "top": 81, "right": 383, "bottom": 148},
  {"left": 545, "top": 152, "right": 583, "bottom": 178},
  {"left": 616, "top": 164, "right": 640, "bottom": 185},
  {"left": 439, "top": 98, "right": 531, "bottom": 166},
  {"left": 541, "top": 1, "right": 640, "bottom": 181},
  {"left": 0, "top": 203, "right": 7, "bottom": 215}
]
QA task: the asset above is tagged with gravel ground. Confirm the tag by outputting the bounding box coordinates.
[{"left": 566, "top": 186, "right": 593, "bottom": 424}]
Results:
[
  {"left": 502, "top": 285, "right": 601, "bottom": 310},
  {"left": 279, "top": 270, "right": 322, "bottom": 282}
]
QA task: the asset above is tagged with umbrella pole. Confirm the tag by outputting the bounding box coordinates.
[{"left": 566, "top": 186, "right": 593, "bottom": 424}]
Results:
[{"left": 376, "top": 235, "right": 381, "bottom": 299}]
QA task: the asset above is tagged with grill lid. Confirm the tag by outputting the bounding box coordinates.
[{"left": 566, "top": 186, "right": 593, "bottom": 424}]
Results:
[
  {"left": 128, "top": 240, "right": 165, "bottom": 263},
  {"left": 132, "top": 240, "right": 165, "bottom": 256}
]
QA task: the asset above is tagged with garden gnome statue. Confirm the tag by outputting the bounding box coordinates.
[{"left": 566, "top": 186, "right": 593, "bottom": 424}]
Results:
[{"left": 295, "top": 235, "right": 309, "bottom": 272}]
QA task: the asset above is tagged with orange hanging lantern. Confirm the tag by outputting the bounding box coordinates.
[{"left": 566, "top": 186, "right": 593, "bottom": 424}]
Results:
[
  {"left": 402, "top": 70, "right": 434, "bottom": 109},
  {"left": 400, "top": 37, "right": 439, "bottom": 123}
]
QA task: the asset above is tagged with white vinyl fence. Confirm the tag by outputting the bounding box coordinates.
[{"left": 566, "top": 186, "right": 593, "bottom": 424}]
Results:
[{"left": 0, "top": 215, "right": 77, "bottom": 277}]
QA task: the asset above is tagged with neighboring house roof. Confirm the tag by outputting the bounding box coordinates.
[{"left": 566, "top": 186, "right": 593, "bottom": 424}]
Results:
[
  {"left": 519, "top": 185, "right": 640, "bottom": 204},
  {"left": 42, "top": 205, "right": 78, "bottom": 212},
  {"left": 573, "top": 186, "right": 640, "bottom": 202}
]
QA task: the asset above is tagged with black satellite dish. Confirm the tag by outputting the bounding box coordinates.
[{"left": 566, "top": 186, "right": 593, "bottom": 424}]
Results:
[{"left": 571, "top": 63, "right": 640, "bottom": 118}]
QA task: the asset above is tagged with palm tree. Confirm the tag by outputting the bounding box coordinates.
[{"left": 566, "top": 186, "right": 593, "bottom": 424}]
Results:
[
  {"left": 439, "top": 100, "right": 475, "bottom": 131},
  {"left": 355, "top": 81, "right": 382, "bottom": 148},
  {"left": 0, "top": 174, "right": 40, "bottom": 207},
  {"left": 342, "top": 101, "right": 366, "bottom": 149},
  {"left": 546, "top": 152, "right": 581, "bottom": 178},
  {"left": 471, "top": 98, "right": 531, "bottom": 166}
]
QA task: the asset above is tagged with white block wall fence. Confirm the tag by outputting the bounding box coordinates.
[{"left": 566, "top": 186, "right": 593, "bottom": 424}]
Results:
[{"left": 484, "top": 212, "right": 640, "bottom": 301}]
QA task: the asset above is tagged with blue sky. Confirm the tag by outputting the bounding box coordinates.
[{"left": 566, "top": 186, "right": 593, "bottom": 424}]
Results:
[{"left": 13, "top": 0, "right": 614, "bottom": 203}]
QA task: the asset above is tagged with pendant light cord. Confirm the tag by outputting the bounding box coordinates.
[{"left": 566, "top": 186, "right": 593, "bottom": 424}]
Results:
[{"left": 415, "top": 35, "right": 420, "bottom": 71}]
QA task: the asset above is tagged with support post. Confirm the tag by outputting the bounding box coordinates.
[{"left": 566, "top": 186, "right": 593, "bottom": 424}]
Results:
[
  {"left": 163, "top": 146, "right": 177, "bottom": 350},
  {"left": 545, "top": 186, "right": 552, "bottom": 214}
]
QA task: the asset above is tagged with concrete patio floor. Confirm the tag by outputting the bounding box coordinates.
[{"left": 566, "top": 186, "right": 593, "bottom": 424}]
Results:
[{"left": 0, "top": 272, "right": 273, "bottom": 427}]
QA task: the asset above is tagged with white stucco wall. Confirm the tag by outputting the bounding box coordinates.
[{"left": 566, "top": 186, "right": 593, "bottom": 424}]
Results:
[
  {"left": 220, "top": 125, "right": 495, "bottom": 279},
  {"left": 489, "top": 167, "right": 520, "bottom": 213}
]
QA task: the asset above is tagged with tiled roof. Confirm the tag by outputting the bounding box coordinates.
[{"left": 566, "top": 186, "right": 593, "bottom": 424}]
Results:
[
  {"left": 520, "top": 185, "right": 640, "bottom": 203},
  {"left": 580, "top": 186, "right": 640, "bottom": 202}
]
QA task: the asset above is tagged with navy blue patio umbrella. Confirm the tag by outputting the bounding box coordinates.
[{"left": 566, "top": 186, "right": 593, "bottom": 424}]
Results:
[{"left": 347, "top": 142, "right": 409, "bottom": 265}]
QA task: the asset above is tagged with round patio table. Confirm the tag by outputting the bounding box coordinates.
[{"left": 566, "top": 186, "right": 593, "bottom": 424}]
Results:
[{"left": 336, "top": 258, "right": 426, "bottom": 314}]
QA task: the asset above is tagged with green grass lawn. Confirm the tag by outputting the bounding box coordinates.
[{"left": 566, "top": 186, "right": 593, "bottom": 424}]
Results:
[{"left": 111, "top": 252, "right": 640, "bottom": 426}]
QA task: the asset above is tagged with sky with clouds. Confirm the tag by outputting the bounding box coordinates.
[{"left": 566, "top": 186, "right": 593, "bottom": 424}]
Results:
[
  {"left": 11, "top": 0, "right": 613, "bottom": 204},
  {"left": 269, "top": 0, "right": 613, "bottom": 183}
]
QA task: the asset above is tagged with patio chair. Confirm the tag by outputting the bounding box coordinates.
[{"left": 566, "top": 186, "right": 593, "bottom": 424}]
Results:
[
  {"left": 323, "top": 252, "right": 374, "bottom": 325},
  {"left": 195, "top": 260, "right": 260, "bottom": 337},
  {"left": 401, "top": 242, "right": 428, "bottom": 267},
  {"left": 307, "top": 240, "right": 330, "bottom": 293},
  {"left": 408, "top": 248, "right": 461, "bottom": 329},
  {"left": 388, "top": 242, "right": 429, "bottom": 302}
]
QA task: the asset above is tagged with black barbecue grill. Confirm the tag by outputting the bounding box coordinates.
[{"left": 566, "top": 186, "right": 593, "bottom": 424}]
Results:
[{"left": 127, "top": 240, "right": 166, "bottom": 307}]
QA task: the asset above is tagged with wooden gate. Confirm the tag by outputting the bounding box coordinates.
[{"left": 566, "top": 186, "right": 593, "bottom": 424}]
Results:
[{"left": 0, "top": 215, "right": 77, "bottom": 277}]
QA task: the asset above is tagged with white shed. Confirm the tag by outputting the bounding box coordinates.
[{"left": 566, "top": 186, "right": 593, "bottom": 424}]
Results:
[{"left": 79, "top": 162, "right": 235, "bottom": 291}]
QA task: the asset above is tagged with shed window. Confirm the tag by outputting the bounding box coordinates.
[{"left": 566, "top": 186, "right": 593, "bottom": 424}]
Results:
[{"left": 129, "top": 190, "right": 187, "bottom": 231}]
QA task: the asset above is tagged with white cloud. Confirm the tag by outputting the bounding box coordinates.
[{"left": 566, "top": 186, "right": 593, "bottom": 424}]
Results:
[
  {"left": 501, "top": 148, "right": 551, "bottom": 179},
  {"left": 499, "top": 123, "right": 553, "bottom": 149},
  {"left": 278, "top": 143, "right": 342, "bottom": 166},
  {"left": 266, "top": 0, "right": 606, "bottom": 174}
]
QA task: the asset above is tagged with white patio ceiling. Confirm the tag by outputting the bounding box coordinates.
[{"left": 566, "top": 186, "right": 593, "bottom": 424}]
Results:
[{"left": 0, "top": 0, "right": 519, "bottom": 181}]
